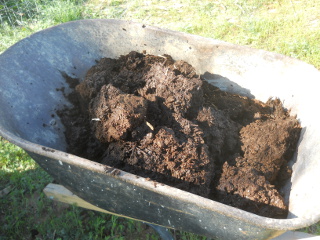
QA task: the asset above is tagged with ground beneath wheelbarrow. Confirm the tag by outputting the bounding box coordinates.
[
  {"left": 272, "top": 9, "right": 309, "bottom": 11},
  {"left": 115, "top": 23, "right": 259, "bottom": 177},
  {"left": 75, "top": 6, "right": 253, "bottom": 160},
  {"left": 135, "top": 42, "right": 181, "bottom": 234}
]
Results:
[{"left": 58, "top": 51, "right": 301, "bottom": 218}]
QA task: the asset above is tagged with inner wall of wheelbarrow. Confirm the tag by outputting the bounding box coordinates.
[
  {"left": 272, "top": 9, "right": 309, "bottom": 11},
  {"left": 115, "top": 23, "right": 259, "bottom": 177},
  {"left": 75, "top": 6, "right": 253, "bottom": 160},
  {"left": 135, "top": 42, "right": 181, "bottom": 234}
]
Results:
[{"left": 0, "top": 19, "right": 320, "bottom": 223}]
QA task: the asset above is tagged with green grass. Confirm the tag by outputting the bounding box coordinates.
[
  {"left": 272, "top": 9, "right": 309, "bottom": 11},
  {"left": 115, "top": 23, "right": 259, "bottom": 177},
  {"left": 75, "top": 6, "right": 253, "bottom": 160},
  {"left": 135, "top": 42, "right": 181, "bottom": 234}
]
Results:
[
  {"left": 0, "top": 0, "right": 85, "bottom": 53},
  {"left": 82, "top": 0, "right": 320, "bottom": 69},
  {"left": 1, "top": 0, "right": 320, "bottom": 239},
  {"left": 0, "top": 137, "right": 161, "bottom": 239}
]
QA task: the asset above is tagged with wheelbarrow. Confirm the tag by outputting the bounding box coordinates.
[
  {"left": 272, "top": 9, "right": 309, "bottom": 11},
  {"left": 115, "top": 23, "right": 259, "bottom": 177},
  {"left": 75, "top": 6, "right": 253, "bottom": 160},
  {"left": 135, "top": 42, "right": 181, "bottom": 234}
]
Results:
[{"left": 1, "top": 19, "right": 320, "bottom": 240}]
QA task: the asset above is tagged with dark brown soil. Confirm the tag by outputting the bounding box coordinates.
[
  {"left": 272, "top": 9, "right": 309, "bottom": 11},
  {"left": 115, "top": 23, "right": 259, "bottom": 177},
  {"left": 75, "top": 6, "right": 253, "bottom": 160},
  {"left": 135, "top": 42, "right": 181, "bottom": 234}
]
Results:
[{"left": 58, "top": 51, "right": 301, "bottom": 218}]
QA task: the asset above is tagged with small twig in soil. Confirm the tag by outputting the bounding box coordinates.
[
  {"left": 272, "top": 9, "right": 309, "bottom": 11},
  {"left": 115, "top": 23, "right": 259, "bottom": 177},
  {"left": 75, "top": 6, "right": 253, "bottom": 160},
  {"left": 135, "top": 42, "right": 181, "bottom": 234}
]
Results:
[
  {"left": 91, "top": 118, "right": 101, "bottom": 121},
  {"left": 158, "top": 55, "right": 168, "bottom": 65},
  {"left": 136, "top": 147, "right": 150, "bottom": 156},
  {"left": 146, "top": 121, "right": 154, "bottom": 131},
  {"left": 157, "top": 55, "right": 167, "bottom": 59},
  {"left": 190, "top": 70, "right": 196, "bottom": 76},
  {"left": 130, "top": 146, "right": 136, "bottom": 159}
]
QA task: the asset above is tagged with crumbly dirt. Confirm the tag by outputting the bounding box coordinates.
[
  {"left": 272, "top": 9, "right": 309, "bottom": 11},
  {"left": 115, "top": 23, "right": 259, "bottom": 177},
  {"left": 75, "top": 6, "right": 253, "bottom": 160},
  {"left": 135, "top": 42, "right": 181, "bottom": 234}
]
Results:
[{"left": 58, "top": 51, "right": 301, "bottom": 218}]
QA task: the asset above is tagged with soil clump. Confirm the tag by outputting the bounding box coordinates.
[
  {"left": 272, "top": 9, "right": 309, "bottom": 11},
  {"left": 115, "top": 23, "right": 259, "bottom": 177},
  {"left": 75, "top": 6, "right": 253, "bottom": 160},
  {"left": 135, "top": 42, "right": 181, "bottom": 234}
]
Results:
[{"left": 58, "top": 51, "right": 301, "bottom": 218}]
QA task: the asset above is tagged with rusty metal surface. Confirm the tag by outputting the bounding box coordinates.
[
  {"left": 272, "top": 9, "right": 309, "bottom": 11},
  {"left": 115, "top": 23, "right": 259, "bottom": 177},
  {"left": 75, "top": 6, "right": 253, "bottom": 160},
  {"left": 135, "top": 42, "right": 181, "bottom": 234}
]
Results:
[{"left": 1, "top": 19, "right": 320, "bottom": 239}]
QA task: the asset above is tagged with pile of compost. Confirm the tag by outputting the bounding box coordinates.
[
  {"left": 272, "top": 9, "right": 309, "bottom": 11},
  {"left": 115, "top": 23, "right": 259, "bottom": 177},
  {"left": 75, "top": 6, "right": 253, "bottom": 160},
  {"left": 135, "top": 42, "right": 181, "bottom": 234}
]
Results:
[{"left": 59, "top": 51, "right": 301, "bottom": 218}]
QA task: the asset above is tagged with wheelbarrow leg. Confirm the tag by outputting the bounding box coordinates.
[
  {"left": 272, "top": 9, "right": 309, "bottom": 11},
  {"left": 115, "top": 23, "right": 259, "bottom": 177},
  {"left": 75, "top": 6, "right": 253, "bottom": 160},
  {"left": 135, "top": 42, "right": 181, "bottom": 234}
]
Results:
[{"left": 145, "top": 223, "right": 174, "bottom": 240}]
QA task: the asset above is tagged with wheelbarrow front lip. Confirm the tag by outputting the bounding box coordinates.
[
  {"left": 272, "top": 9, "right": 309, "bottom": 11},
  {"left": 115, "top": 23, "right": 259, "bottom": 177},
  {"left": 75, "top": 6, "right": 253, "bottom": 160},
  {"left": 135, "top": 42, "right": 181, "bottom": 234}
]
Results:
[{"left": 0, "top": 123, "right": 313, "bottom": 231}]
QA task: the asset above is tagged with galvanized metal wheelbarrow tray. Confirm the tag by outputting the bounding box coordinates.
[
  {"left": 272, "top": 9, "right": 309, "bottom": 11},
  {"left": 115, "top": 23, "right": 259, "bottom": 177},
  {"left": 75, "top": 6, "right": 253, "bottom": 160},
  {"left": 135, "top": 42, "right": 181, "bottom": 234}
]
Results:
[{"left": 1, "top": 19, "right": 320, "bottom": 240}]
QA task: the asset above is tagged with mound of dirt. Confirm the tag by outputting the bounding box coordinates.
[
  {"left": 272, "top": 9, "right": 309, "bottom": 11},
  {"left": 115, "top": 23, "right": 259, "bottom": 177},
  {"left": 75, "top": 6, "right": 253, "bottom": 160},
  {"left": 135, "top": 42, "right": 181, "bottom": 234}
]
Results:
[{"left": 59, "top": 51, "right": 301, "bottom": 218}]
